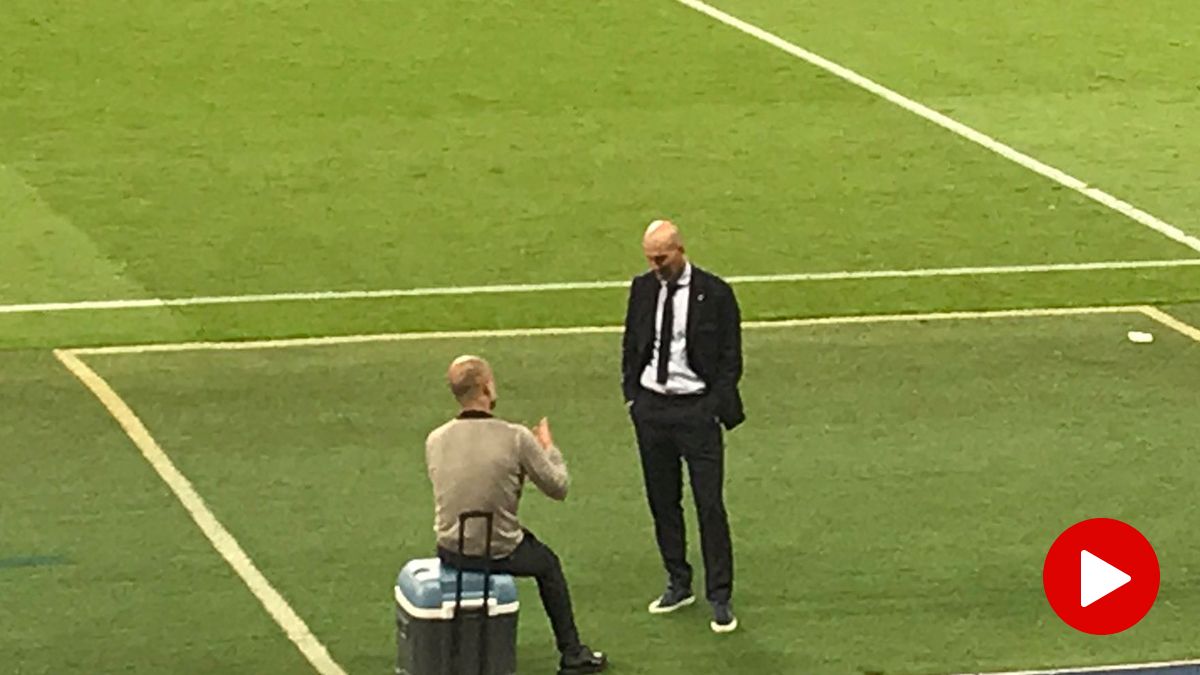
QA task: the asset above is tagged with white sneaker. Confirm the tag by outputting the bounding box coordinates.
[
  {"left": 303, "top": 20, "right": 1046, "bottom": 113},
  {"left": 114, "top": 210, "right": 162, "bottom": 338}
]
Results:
[
  {"left": 647, "top": 588, "right": 696, "bottom": 614},
  {"left": 710, "top": 602, "right": 738, "bottom": 633}
]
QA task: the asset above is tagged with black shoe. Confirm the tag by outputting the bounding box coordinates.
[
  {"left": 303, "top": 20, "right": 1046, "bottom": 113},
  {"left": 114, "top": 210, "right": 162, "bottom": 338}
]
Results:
[
  {"left": 710, "top": 601, "right": 738, "bottom": 633},
  {"left": 648, "top": 586, "right": 695, "bottom": 614},
  {"left": 558, "top": 645, "right": 607, "bottom": 674}
]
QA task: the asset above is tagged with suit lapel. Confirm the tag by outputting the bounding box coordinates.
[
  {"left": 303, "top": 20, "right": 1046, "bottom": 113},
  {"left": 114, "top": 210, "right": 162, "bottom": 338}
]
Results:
[
  {"left": 641, "top": 275, "right": 658, "bottom": 349},
  {"left": 686, "top": 266, "right": 702, "bottom": 339}
]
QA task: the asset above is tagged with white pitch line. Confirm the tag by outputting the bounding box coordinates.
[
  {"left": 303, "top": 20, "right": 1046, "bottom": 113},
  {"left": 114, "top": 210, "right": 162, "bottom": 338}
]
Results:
[
  {"left": 53, "top": 349, "right": 349, "bottom": 675},
  {"left": 956, "top": 656, "right": 1200, "bottom": 675},
  {"left": 673, "top": 0, "right": 1200, "bottom": 255},
  {"left": 1139, "top": 306, "right": 1200, "bottom": 343},
  {"left": 5, "top": 259, "right": 1200, "bottom": 315},
  {"left": 66, "top": 304, "right": 1145, "bottom": 356},
  {"left": 728, "top": 258, "right": 1200, "bottom": 284}
]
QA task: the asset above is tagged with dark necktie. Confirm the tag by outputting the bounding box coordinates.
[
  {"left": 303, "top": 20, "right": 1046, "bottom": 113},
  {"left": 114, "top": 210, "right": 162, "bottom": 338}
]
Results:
[{"left": 656, "top": 281, "right": 680, "bottom": 385}]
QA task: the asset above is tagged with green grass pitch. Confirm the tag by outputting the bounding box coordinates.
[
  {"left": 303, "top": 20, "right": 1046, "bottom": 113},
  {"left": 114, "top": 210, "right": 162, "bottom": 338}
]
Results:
[{"left": 3, "top": 1, "right": 1200, "bottom": 673}]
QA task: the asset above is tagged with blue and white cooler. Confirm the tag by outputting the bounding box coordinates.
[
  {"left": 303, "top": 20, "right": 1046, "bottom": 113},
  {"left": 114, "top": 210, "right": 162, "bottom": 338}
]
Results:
[{"left": 394, "top": 557, "right": 519, "bottom": 675}]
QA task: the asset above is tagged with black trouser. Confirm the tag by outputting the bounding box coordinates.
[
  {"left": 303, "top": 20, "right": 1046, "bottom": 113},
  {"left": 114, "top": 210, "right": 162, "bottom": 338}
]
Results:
[
  {"left": 630, "top": 388, "right": 733, "bottom": 604},
  {"left": 438, "top": 529, "right": 581, "bottom": 655}
]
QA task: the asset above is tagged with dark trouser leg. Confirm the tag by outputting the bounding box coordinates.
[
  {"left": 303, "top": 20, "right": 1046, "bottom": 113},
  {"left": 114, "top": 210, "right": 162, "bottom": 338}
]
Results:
[
  {"left": 679, "top": 407, "right": 733, "bottom": 604},
  {"left": 632, "top": 396, "right": 692, "bottom": 591},
  {"left": 440, "top": 531, "right": 582, "bottom": 655}
]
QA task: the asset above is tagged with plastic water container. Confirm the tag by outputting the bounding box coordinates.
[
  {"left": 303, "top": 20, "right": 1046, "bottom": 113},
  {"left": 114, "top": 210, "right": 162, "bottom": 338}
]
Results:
[{"left": 394, "top": 557, "right": 519, "bottom": 675}]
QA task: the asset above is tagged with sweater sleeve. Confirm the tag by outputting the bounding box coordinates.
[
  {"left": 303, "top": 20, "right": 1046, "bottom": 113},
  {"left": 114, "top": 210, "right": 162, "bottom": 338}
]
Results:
[{"left": 516, "top": 426, "right": 569, "bottom": 501}]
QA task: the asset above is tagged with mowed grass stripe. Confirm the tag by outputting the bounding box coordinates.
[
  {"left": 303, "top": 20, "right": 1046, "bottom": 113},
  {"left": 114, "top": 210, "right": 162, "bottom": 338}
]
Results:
[{"left": 673, "top": 0, "right": 1200, "bottom": 253}]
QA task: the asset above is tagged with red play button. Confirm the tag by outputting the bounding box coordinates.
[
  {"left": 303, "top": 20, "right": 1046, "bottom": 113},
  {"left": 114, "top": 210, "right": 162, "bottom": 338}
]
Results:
[{"left": 1043, "top": 518, "right": 1160, "bottom": 634}]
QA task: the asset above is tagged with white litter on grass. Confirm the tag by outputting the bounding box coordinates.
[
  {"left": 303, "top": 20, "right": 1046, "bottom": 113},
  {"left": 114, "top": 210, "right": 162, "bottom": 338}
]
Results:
[{"left": 1127, "top": 330, "right": 1155, "bottom": 344}]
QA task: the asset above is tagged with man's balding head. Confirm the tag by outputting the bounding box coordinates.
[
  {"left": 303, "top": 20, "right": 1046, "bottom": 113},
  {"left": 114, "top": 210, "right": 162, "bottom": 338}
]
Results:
[
  {"left": 644, "top": 219, "right": 681, "bottom": 249},
  {"left": 447, "top": 355, "right": 496, "bottom": 408},
  {"left": 642, "top": 219, "right": 687, "bottom": 281}
]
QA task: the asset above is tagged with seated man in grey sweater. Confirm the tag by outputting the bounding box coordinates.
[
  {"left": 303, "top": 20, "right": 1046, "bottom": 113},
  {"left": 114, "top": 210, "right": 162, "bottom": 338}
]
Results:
[{"left": 426, "top": 355, "right": 607, "bottom": 675}]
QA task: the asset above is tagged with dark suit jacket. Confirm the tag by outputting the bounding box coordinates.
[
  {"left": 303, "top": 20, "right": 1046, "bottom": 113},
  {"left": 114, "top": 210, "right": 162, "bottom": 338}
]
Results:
[{"left": 621, "top": 265, "right": 746, "bottom": 430}]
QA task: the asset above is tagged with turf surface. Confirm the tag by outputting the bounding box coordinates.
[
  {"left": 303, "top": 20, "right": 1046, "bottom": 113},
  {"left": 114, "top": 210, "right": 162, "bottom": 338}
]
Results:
[{"left": 4, "top": 1, "right": 1200, "bottom": 673}]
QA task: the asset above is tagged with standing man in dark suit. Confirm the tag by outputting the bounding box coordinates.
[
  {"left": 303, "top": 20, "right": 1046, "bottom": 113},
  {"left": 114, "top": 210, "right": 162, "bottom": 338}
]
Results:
[{"left": 622, "top": 219, "right": 745, "bottom": 633}]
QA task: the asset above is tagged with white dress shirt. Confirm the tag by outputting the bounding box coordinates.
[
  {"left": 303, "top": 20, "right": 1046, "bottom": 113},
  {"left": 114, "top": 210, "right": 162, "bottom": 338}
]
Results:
[{"left": 640, "top": 263, "right": 707, "bottom": 395}]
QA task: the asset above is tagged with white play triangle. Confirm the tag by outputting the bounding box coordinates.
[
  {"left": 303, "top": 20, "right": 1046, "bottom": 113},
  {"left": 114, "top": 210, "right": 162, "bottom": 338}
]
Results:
[{"left": 1081, "top": 550, "right": 1131, "bottom": 608}]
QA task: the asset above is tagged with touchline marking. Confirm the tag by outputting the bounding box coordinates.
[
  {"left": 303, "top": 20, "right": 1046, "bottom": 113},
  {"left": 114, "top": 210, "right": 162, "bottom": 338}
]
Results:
[
  {"left": 956, "top": 655, "right": 1200, "bottom": 674},
  {"left": 1139, "top": 306, "right": 1200, "bottom": 343},
  {"left": 5, "top": 259, "right": 1200, "bottom": 315},
  {"left": 53, "top": 350, "right": 349, "bottom": 675},
  {"left": 673, "top": 0, "right": 1200, "bottom": 254},
  {"left": 65, "top": 304, "right": 1145, "bottom": 356}
]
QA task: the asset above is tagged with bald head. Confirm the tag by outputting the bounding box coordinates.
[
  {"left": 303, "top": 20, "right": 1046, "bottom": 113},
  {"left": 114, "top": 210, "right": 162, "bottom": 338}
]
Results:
[
  {"left": 447, "top": 355, "right": 495, "bottom": 407},
  {"left": 644, "top": 219, "right": 682, "bottom": 249},
  {"left": 642, "top": 219, "right": 687, "bottom": 281}
]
